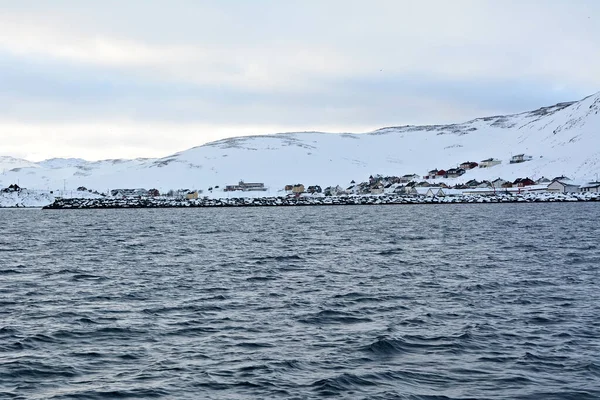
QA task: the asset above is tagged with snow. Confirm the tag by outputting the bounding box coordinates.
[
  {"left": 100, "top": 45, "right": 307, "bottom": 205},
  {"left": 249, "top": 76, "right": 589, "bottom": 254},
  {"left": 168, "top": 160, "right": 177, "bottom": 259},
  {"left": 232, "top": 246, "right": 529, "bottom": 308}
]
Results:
[
  {"left": 1, "top": 92, "right": 600, "bottom": 196},
  {"left": 0, "top": 189, "right": 104, "bottom": 208}
]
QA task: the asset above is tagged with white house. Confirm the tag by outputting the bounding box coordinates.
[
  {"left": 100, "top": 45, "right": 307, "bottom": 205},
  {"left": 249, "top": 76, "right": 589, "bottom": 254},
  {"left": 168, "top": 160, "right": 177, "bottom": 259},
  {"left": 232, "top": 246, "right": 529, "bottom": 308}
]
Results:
[
  {"left": 547, "top": 180, "right": 580, "bottom": 193},
  {"left": 491, "top": 178, "right": 507, "bottom": 188},
  {"left": 510, "top": 154, "right": 533, "bottom": 164},
  {"left": 479, "top": 158, "right": 501, "bottom": 168},
  {"left": 579, "top": 182, "right": 600, "bottom": 193}
]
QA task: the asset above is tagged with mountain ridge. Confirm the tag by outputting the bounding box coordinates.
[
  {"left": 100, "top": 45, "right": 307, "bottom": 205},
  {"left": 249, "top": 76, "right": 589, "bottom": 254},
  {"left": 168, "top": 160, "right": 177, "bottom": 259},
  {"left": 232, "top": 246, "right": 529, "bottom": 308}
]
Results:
[{"left": 2, "top": 92, "right": 599, "bottom": 192}]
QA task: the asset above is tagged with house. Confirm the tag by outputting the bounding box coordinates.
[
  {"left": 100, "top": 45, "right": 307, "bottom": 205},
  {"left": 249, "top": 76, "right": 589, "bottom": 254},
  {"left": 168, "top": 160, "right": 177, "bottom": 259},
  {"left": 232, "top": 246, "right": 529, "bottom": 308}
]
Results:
[
  {"left": 501, "top": 181, "right": 513, "bottom": 188},
  {"left": 513, "top": 177, "right": 535, "bottom": 187},
  {"left": 479, "top": 158, "right": 501, "bottom": 168},
  {"left": 465, "top": 179, "right": 480, "bottom": 187},
  {"left": 424, "top": 169, "right": 439, "bottom": 179},
  {"left": 580, "top": 182, "right": 600, "bottom": 193},
  {"left": 476, "top": 180, "right": 492, "bottom": 188},
  {"left": 284, "top": 184, "right": 294, "bottom": 192},
  {"left": 307, "top": 185, "right": 322, "bottom": 194},
  {"left": 225, "top": 181, "right": 267, "bottom": 192},
  {"left": 491, "top": 178, "right": 507, "bottom": 188},
  {"left": 292, "top": 184, "right": 305, "bottom": 194},
  {"left": 547, "top": 180, "right": 580, "bottom": 193},
  {"left": 446, "top": 168, "right": 465, "bottom": 178},
  {"left": 393, "top": 185, "right": 406, "bottom": 194},
  {"left": 323, "top": 185, "right": 346, "bottom": 196},
  {"left": 370, "top": 186, "right": 384, "bottom": 195},
  {"left": 186, "top": 191, "right": 198, "bottom": 200},
  {"left": 437, "top": 169, "right": 448, "bottom": 178},
  {"left": 460, "top": 161, "right": 479, "bottom": 170},
  {"left": 535, "top": 176, "right": 551, "bottom": 185},
  {"left": 148, "top": 188, "right": 160, "bottom": 197},
  {"left": 510, "top": 154, "right": 533, "bottom": 164},
  {"left": 400, "top": 174, "right": 420, "bottom": 183},
  {"left": 552, "top": 175, "right": 571, "bottom": 182}
]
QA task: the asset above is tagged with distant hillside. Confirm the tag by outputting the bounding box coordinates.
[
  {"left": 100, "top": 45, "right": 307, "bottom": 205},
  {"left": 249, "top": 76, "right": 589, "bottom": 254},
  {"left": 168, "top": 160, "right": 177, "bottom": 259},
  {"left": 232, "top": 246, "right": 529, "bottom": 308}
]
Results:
[{"left": 2, "top": 92, "right": 599, "bottom": 193}]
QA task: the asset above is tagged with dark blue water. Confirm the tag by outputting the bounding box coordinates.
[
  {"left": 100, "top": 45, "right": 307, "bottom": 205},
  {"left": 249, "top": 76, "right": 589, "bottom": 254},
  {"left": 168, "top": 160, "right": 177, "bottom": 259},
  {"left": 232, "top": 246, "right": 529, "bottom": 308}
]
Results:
[{"left": 1, "top": 204, "right": 599, "bottom": 399}]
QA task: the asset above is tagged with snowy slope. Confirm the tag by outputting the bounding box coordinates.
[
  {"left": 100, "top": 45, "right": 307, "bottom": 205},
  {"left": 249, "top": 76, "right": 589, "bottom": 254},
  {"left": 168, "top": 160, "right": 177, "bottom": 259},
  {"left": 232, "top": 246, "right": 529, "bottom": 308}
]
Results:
[{"left": 1, "top": 92, "right": 599, "bottom": 193}]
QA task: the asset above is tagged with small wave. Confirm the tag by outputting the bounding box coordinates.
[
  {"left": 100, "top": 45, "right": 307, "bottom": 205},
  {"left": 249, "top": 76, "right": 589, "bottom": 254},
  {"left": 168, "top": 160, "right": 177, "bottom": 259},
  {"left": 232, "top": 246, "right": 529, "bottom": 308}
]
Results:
[
  {"left": 298, "top": 309, "right": 372, "bottom": 325},
  {"left": 0, "top": 269, "right": 22, "bottom": 275},
  {"left": 312, "top": 373, "right": 378, "bottom": 394},
  {"left": 71, "top": 273, "right": 108, "bottom": 281}
]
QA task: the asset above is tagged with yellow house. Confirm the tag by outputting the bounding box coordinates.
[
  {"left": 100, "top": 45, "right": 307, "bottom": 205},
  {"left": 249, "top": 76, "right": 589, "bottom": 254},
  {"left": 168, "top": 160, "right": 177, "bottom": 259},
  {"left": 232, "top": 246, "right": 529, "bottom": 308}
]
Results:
[
  {"left": 186, "top": 191, "right": 198, "bottom": 200},
  {"left": 292, "top": 184, "right": 305, "bottom": 194}
]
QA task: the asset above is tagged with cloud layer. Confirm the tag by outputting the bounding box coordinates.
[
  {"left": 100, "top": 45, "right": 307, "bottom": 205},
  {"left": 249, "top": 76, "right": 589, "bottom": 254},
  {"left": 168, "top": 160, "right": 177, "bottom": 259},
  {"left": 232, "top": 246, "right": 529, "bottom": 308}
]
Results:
[{"left": 1, "top": 0, "right": 599, "bottom": 160}]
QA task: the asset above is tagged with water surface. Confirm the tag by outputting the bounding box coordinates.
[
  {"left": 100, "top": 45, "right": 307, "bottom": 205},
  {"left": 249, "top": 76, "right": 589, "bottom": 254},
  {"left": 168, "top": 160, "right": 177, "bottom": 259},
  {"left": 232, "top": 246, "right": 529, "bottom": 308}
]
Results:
[{"left": 1, "top": 204, "right": 599, "bottom": 399}]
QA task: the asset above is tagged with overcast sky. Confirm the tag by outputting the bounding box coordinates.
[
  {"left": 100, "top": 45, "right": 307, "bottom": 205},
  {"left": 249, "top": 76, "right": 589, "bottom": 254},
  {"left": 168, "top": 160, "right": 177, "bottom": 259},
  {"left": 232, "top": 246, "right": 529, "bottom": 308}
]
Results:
[{"left": 1, "top": 0, "right": 599, "bottom": 160}]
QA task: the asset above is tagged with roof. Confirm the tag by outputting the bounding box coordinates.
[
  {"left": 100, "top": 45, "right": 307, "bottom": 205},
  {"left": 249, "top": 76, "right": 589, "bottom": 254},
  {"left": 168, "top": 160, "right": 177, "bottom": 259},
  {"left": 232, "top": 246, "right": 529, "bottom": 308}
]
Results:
[{"left": 580, "top": 181, "right": 600, "bottom": 189}]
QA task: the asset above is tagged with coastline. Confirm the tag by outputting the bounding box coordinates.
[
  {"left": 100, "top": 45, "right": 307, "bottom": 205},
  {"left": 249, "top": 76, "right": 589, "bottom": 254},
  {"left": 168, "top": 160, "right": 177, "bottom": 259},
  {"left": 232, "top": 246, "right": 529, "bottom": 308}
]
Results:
[{"left": 42, "top": 192, "right": 600, "bottom": 209}]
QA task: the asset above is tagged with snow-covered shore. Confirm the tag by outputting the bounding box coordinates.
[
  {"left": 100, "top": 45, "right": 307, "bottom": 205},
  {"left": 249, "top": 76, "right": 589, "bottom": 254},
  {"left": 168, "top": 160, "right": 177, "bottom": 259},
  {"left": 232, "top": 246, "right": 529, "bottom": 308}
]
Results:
[
  {"left": 43, "top": 191, "right": 600, "bottom": 209},
  {"left": 0, "top": 189, "right": 104, "bottom": 208}
]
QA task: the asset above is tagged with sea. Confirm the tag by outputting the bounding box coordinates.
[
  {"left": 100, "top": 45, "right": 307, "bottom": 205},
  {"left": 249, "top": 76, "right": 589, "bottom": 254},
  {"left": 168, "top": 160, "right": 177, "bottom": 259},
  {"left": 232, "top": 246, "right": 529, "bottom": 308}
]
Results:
[{"left": 1, "top": 203, "right": 599, "bottom": 399}]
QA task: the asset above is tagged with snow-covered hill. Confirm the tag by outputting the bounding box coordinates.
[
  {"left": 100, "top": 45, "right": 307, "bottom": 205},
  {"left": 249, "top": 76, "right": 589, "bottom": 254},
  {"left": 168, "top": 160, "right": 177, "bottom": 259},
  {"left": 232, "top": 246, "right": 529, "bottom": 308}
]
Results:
[{"left": 2, "top": 92, "right": 599, "bottom": 193}]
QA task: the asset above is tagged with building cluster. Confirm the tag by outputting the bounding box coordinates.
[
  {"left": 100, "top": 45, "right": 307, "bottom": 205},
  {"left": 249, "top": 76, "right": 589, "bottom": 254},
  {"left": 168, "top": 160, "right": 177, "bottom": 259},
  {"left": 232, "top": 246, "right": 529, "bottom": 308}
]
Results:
[{"left": 317, "top": 173, "right": 600, "bottom": 199}]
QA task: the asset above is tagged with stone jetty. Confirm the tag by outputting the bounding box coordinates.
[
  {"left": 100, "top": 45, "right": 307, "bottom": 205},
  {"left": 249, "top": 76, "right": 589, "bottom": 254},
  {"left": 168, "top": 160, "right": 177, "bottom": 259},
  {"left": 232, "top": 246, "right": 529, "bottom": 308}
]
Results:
[{"left": 43, "top": 192, "right": 600, "bottom": 209}]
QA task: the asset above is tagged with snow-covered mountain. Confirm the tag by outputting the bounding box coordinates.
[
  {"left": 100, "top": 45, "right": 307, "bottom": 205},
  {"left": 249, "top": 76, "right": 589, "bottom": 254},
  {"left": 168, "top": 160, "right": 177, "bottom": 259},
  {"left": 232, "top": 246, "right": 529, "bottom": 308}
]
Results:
[{"left": 2, "top": 92, "right": 600, "bottom": 193}]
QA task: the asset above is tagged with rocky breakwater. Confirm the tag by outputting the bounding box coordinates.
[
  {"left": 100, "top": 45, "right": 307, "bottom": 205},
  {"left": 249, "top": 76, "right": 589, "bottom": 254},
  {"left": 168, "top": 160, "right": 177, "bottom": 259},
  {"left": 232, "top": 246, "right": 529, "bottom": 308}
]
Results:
[{"left": 43, "top": 191, "right": 600, "bottom": 209}]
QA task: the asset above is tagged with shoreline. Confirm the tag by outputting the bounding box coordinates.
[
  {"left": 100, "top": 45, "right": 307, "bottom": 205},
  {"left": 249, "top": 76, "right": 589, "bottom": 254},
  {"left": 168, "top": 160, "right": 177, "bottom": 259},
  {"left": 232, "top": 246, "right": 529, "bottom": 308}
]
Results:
[{"left": 42, "top": 192, "right": 600, "bottom": 209}]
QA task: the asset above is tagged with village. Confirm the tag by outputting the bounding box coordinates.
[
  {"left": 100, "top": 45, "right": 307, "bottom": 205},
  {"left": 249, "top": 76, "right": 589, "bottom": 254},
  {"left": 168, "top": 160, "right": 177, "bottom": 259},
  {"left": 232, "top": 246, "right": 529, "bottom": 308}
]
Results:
[
  {"left": 101, "top": 154, "right": 600, "bottom": 199},
  {"left": 3, "top": 155, "right": 600, "bottom": 208}
]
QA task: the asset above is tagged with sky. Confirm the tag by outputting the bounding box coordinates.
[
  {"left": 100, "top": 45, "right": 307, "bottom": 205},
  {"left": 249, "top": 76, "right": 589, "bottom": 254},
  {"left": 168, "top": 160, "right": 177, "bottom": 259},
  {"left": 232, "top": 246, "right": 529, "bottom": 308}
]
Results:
[{"left": 1, "top": 0, "right": 599, "bottom": 161}]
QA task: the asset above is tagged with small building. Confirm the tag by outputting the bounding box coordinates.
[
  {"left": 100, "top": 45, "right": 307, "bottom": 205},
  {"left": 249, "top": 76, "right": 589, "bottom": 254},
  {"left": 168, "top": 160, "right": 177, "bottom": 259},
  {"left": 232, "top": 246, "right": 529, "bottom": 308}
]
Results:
[
  {"left": 148, "top": 188, "right": 160, "bottom": 197},
  {"left": 547, "top": 180, "right": 580, "bottom": 193},
  {"left": 400, "top": 174, "right": 420, "bottom": 183},
  {"left": 307, "top": 185, "right": 322, "bottom": 194},
  {"left": 479, "top": 158, "right": 501, "bottom": 168},
  {"left": 424, "top": 169, "right": 439, "bottom": 179},
  {"left": 465, "top": 179, "right": 480, "bottom": 187},
  {"left": 491, "top": 178, "right": 507, "bottom": 188},
  {"left": 292, "top": 184, "right": 305, "bottom": 194},
  {"left": 513, "top": 177, "right": 535, "bottom": 188},
  {"left": 510, "top": 154, "right": 533, "bottom": 164},
  {"left": 284, "top": 184, "right": 294, "bottom": 192},
  {"left": 225, "top": 181, "right": 267, "bottom": 192},
  {"left": 460, "top": 161, "right": 479, "bottom": 170},
  {"left": 580, "top": 182, "right": 600, "bottom": 193},
  {"left": 446, "top": 168, "right": 465, "bottom": 178},
  {"left": 186, "top": 191, "right": 198, "bottom": 200},
  {"left": 552, "top": 175, "right": 571, "bottom": 182},
  {"left": 535, "top": 176, "right": 551, "bottom": 185},
  {"left": 437, "top": 169, "right": 448, "bottom": 178}
]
